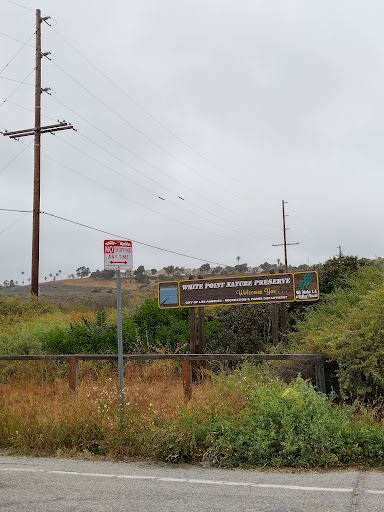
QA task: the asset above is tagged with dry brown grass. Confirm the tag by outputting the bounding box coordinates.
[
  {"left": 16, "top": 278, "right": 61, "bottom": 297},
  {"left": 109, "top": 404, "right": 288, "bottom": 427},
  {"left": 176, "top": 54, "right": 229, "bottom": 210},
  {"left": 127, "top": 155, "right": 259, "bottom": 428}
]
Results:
[{"left": 0, "top": 361, "right": 247, "bottom": 459}]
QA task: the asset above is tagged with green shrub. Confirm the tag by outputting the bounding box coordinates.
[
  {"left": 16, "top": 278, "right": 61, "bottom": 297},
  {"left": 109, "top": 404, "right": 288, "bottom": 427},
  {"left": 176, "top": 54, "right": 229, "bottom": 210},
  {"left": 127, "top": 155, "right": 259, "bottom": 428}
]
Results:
[
  {"left": 42, "top": 311, "right": 137, "bottom": 354},
  {"left": 0, "top": 296, "right": 55, "bottom": 317},
  {"left": 290, "top": 266, "right": 384, "bottom": 398},
  {"left": 151, "top": 368, "right": 384, "bottom": 468}
]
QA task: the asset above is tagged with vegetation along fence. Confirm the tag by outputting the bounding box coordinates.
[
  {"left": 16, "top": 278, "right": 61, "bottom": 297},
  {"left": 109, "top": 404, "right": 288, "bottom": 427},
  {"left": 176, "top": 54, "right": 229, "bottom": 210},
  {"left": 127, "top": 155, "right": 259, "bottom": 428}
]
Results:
[{"left": 0, "top": 353, "right": 328, "bottom": 401}]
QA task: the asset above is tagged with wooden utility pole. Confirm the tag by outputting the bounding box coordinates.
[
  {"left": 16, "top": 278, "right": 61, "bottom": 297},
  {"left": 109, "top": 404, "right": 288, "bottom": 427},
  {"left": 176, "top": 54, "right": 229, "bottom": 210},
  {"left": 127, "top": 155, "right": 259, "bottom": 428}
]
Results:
[
  {"left": 1, "top": 9, "right": 74, "bottom": 295},
  {"left": 32, "top": 8, "right": 42, "bottom": 298},
  {"left": 279, "top": 268, "right": 287, "bottom": 341},
  {"left": 272, "top": 200, "right": 299, "bottom": 272},
  {"left": 282, "top": 200, "right": 288, "bottom": 271},
  {"left": 272, "top": 200, "right": 299, "bottom": 343},
  {"left": 270, "top": 269, "right": 279, "bottom": 346}
]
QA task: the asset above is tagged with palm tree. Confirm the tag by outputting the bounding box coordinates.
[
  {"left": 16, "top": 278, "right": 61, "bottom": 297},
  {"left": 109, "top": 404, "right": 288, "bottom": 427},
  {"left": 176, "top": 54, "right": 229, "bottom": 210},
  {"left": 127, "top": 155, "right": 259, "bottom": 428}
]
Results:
[
  {"left": 236, "top": 256, "right": 241, "bottom": 264},
  {"left": 58, "top": 270, "right": 62, "bottom": 280},
  {"left": 44, "top": 277, "right": 47, "bottom": 282},
  {"left": 21, "top": 271, "right": 24, "bottom": 285},
  {"left": 49, "top": 273, "right": 53, "bottom": 281},
  {"left": 55, "top": 272, "right": 59, "bottom": 280}
]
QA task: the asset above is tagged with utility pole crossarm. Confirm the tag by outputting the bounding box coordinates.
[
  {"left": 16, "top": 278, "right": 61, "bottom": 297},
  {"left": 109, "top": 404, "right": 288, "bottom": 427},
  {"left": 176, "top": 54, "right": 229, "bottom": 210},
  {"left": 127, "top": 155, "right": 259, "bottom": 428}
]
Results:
[{"left": 2, "top": 122, "right": 74, "bottom": 139}]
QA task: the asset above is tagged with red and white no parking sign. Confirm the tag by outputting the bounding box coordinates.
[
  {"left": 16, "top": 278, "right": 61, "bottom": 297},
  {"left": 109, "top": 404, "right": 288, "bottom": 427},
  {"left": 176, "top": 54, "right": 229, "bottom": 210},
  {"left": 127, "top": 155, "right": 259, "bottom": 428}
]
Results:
[{"left": 104, "top": 240, "right": 133, "bottom": 270}]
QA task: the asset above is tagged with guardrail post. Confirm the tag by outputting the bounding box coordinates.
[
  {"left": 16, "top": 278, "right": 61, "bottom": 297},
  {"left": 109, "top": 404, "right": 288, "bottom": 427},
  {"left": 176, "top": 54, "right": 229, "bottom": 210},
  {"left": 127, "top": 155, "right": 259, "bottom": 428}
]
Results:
[
  {"left": 314, "top": 358, "right": 326, "bottom": 394},
  {"left": 69, "top": 359, "right": 78, "bottom": 392},
  {"left": 182, "top": 360, "right": 192, "bottom": 402}
]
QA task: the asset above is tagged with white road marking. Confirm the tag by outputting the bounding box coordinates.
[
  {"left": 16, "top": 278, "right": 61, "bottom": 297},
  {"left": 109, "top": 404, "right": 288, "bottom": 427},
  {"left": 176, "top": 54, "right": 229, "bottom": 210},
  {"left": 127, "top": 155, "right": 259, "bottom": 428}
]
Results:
[
  {"left": 252, "top": 484, "right": 352, "bottom": 493},
  {"left": 1, "top": 466, "right": 382, "bottom": 496},
  {"left": 75, "top": 472, "right": 116, "bottom": 478},
  {"left": 158, "top": 477, "right": 188, "bottom": 482},
  {"left": 188, "top": 479, "right": 225, "bottom": 485},
  {"left": 117, "top": 474, "right": 157, "bottom": 480}
]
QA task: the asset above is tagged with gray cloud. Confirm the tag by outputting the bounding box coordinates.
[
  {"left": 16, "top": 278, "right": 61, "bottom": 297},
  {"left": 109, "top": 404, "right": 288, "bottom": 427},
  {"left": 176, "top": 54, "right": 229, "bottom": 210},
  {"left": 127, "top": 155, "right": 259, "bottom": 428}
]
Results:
[{"left": 1, "top": 0, "right": 384, "bottom": 286}]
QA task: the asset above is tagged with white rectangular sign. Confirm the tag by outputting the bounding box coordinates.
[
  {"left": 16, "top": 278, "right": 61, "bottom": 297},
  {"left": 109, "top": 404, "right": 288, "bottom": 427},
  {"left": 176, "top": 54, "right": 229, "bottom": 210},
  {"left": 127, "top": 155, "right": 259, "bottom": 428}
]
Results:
[{"left": 104, "top": 240, "right": 133, "bottom": 270}]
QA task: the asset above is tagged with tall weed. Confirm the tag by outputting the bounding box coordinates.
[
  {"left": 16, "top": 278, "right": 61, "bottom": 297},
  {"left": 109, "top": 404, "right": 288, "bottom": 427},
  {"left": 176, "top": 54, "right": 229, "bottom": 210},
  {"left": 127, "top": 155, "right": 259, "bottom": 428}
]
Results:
[{"left": 2, "top": 362, "right": 384, "bottom": 467}]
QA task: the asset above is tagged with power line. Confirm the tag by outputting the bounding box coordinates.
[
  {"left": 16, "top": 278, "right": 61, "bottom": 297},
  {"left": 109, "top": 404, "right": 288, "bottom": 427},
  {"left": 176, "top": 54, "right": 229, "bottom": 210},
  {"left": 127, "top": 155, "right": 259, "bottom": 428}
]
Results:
[
  {"left": 41, "top": 211, "right": 230, "bottom": 267},
  {"left": 0, "top": 75, "right": 34, "bottom": 85},
  {"left": 50, "top": 60, "right": 215, "bottom": 181},
  {"left": 49, "top": 25, "right": 241, "bottom": 185},
  {"left": 54, "top": 131, "right": 270, "bottom": 239},
  {"left": 51, "top": 134, "right": 232, "bottom": 232},
  {"left": 0, "top": 94, "right": 57, "bottom": 121},
  {"left": 50, "top": 58, "right": 261, "bottom": 211},
  {"left": 0, "top": 31, "right": 35, "bottom": 47},
  {"left": 0, "top": 211, "right": 30, "bottom": 236},
  {"left": 0, "top": 68, "right": 35, "bottom": 108},
  {"left": 41, "top": 145, "right": 231, "bottom": 237},
  {"left": 37, "top": 142, "right": 241, "bottom": 242},
  {"left": 0, "top": 33, "right": 35, "bottom": 75},
  {"left": 0, "top": 139, "right": 32, "bottom": 176},
  {"left": 0, "top": 208, "right": 32, "bottom": 213},
  {"left": 7, "top": 0, "right": 35, "bottom": 12},
  {"left": 48, "top": 94, "right": 279, "bottom": 232},
  {"left": 0, "top": 207, "right": 230, "bottom": 266},
  {"left": 47, "top": 30, "right": 271, "bottom": 214}
]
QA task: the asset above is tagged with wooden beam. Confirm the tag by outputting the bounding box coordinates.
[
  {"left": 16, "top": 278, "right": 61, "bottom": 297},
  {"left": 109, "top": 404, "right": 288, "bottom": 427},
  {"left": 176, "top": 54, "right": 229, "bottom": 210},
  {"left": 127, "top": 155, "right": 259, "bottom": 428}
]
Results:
[
  {"left": 68, "top": 359, "right": 78, "bottom": 392},
  {"left": 182, "top": 360, "right": 192, "bottom": 401},
  {"left": 0, "top": 353, "right": 329, "bottom": 362}
]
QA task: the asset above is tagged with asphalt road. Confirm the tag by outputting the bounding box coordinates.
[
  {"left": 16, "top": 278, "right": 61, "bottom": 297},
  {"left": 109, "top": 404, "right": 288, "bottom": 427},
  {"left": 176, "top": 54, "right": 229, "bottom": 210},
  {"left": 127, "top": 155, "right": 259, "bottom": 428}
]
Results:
[{"left": 1, "top": 455, "right": 384, "bottom": 511}]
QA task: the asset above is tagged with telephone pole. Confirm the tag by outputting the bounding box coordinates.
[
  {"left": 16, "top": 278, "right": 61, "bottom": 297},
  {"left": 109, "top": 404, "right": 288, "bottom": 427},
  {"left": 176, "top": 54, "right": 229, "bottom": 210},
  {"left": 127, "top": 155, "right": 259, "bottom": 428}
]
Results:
[
  {"left": 272, "top": 200, "right": 299, "bottom": 272},
  {"left": 272, "top": 200, "right": 299, "bottom": 343},
  {"left": 1, "top": 9, "right": 74, "bottom": 295}
]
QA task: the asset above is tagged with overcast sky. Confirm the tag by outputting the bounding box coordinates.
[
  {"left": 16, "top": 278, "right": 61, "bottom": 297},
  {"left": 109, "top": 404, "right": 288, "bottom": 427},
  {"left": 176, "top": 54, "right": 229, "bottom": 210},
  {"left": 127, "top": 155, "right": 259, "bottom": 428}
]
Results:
[{"left": 1, "top": 0, "right": 384, "bottom": 285}]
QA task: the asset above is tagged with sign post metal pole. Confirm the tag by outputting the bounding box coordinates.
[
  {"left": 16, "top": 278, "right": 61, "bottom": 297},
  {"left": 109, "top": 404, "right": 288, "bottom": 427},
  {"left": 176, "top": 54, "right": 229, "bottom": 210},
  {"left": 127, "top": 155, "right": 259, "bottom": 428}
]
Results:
[
  {"left": 116, "top": 269, "right": 124, "bottom": 413},
  {"left": 104, "top": 240, "right": 133, "bottom": 415}
]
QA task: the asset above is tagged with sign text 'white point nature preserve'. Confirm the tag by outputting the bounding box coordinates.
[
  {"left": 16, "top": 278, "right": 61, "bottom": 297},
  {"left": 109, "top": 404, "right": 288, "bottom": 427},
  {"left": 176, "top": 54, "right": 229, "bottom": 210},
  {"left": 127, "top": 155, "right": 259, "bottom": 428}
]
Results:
[
  {"left": 158, "top": 271, "right": 319, "bottom": 308},
  {"left": 104, "top": 240, "right": 133, "bottom": 271}
]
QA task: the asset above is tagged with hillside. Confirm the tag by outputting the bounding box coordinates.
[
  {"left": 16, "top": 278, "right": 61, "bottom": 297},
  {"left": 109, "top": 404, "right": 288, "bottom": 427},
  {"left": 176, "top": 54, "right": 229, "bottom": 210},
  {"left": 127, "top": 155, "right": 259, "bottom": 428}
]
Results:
[{"left": 0, "top": 277, "right": 157, "bottom": 308}]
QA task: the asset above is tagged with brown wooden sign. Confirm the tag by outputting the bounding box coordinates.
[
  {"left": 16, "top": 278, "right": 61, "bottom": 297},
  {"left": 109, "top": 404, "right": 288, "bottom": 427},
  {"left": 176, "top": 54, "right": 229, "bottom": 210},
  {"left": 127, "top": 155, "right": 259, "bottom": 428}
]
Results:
[
  {"left": 178, "top": 273, "right": 294, "bottom": 307},
  {"left": 158, "top": 271, "right": 319, "bottom": 308}
]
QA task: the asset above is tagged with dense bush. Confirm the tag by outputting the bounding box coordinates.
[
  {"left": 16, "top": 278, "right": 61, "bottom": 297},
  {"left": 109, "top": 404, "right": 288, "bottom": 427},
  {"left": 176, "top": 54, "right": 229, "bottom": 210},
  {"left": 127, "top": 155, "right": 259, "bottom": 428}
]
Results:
[
  {"left": 315, "top": 255, "right": 371, "bottom": 295},
  {"left": 205, "top": 304, "right": 271, "bottom": 353},
  {"left": 151, "top": 367, "right": 384, "bottom": 467},
  {"left": 290, "top": 265, "right": 384, "bottom": 398},
  {"left": 0, "top": 296, "right": 54, "bottom": 317},
  {"left": 42, "top": 311, "right": 137, "bottom": 354}
]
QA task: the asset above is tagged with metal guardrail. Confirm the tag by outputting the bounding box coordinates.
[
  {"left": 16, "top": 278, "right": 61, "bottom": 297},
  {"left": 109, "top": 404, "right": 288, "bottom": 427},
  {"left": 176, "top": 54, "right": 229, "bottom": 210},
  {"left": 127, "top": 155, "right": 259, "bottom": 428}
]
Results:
[{"left": 0, "top": 353, "right": 328, "bottom": 398}]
